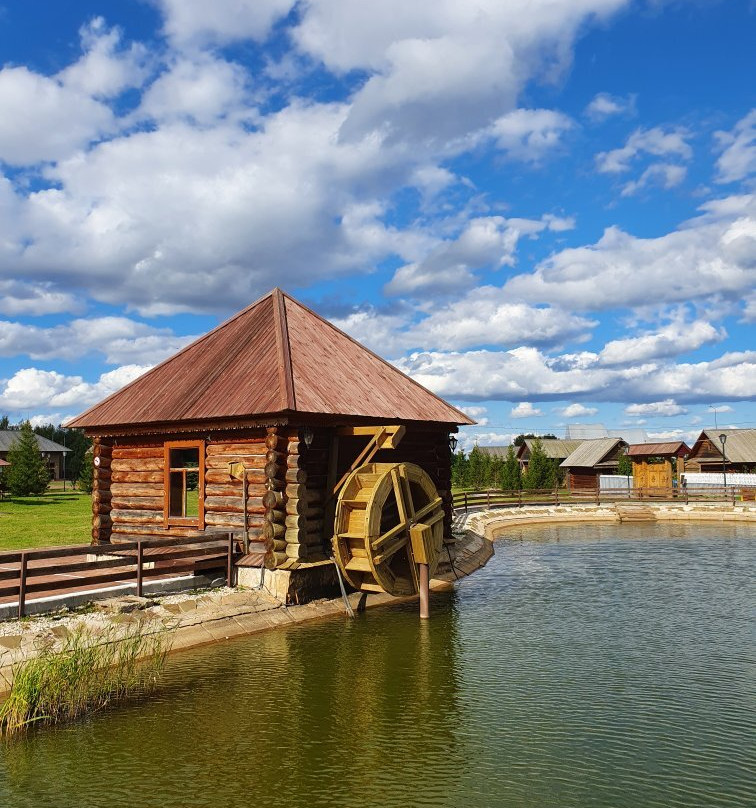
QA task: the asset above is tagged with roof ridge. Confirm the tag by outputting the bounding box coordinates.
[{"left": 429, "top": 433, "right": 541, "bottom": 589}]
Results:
[
  {"left": 281, "top": 293, "right": 474, "bottom": 425},
  {"left": 273, "top": 288, "right": 296, "bottom": 411}
]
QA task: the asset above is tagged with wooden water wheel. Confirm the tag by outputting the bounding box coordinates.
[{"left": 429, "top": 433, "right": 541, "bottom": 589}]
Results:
[{"left": 333, "top": 462, "right": 446, "bottom": 596}]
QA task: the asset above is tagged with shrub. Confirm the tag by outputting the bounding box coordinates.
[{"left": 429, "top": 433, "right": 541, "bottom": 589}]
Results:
[{"left": 0, "top": 623, "right": 174, "bottom": 736}]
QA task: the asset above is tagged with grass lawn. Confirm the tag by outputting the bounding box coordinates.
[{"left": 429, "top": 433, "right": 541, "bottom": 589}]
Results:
[{"left": 0, "top": 490, "right": 92, "bottom": 551}]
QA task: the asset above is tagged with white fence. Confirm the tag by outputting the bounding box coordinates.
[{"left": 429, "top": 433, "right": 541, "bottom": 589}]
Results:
[
  {"left": 682, "top": 472, "right": 756, "bottom": 488},
  {"left": 599, "top": 475, "right": 633, "bottom": 489}
]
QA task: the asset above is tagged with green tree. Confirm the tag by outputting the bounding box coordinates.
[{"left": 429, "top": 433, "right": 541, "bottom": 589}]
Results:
[
  {"left": 617, "top": 451, "right": 633, "bottom": 477},
  {"left": 514, "top": 432, "right": 557, "bottom": 447},
  {"left": 488, "top": 454, "right": 504, "bottom": 488},
  {"left": 78, "top": 452, "right": 95, "bottom": 494},
  {"left": 523, "top": 438, "right": 557, "bottom": 490},
  {"left": 0, "top": 414, "right": 10, "bottom": 430},
  {"left": 451, "top": 450, "right": 470, "bottom": 489},
  {"left": 500, "top": 445, "right": 522, "bottom": 491},
  {"left": 5, "top": 421, "right": 50, "bottom": 496},
  {"left": 467, "top": 446, "right": 487, "bottom": 489}
]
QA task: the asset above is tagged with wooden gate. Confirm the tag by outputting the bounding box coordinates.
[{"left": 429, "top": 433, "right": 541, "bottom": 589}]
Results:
[{"left": 633, "top": 460, "right": 672, "bottom": 492}]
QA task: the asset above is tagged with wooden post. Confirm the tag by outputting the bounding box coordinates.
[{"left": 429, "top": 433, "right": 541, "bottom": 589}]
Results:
[
  {"left": 487, "top": 490, "right": 491, "bottom": 510},
  {"left": 136, "top": 540, "right": 143, "bottom": 597},
  {"left": 464, "top": 492, "right": 468, "bottom": 513},
  {"left": 227, "top": 532, "right": 234, "bottom": 587},
  {"left": 518, "top": 489, "right": 522, "bottom": 507},
  {"left": 419, "top": 562, "right": 430, "bottom": 620},
  {"left": 18, "top": 552, "right": 28, "bottom": 619},
  {"left": 595, "top": 485, "right": 600, "bottom": 505},
  {"left": 242, "top": 471, "right": 249, "bottom": 554}
]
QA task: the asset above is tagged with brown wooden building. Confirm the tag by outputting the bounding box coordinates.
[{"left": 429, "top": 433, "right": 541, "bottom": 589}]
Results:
[
  {"left": 684, "top": 429, "right": 756, "bottom": 473},
  {"left": 559, "top": 438, "right": 627, "bottom": 491},
  {"left": 515, "top": 438, "right": 583, "bottom": 473},
  {"left": 67, "top": 289, "right": 472, "bottom": 587},
  {"left": 626, "top": 441, "right": 690, "bottom": 489}
]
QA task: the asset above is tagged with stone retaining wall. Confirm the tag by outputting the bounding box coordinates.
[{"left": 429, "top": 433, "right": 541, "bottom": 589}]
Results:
[{"left": 459, "top": 502, "right": 756, "bottom": 542}]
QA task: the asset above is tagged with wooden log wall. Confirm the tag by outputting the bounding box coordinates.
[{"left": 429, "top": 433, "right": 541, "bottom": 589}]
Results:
[
  {"left": 567, "top": 469, "right": 598, "bottom": 491},
  {"left": 105, "top": 432, "right": 271, "bottom": 542},
  {"left": 277, "top": 430, "right": 326, "bottom": 568},
  {"left": 204, "top": 436, "right": 268, "bottom": 534},
  {"left": 263, "top": 427, "right": 289, "bottom": 568},
  {"left": 108, "top": 441, "right": 164, "bottom": 541},
  {"left": 91, "top": 438, "right": 113, "bottom": 544}
]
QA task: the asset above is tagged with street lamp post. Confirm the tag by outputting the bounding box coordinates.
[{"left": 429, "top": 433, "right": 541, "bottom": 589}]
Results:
[{"left": 718, "top": 433, "right": 728, "bottom": 494}]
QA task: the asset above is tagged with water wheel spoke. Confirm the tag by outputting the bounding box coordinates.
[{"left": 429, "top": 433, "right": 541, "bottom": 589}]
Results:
[
  {"left": 399, "top": 465, "right": 416, "bottom": 518},
  {"left": 420, "top": 508, "right": 445, "bottom": 527},
  {"left": 412, "top": 496, "right": 443, "bottom": 522},
  {"left": 373, "top": 531, "right": 410, "bottom": 566},
  {"left": 372, "top": 520, "right": 409, "bottom": 551},
  {"left": 390, "top": 467, "right": 409, "bottom": 524}
]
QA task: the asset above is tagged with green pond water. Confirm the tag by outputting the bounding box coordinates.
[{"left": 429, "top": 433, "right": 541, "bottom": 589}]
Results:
[{"left": 1, "top": 522, "right": 754, "bottom": 808}]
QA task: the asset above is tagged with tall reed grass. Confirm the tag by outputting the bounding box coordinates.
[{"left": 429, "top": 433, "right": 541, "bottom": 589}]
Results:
[{"left": 0, "top": 622, "right": 174, "bottom": 736}]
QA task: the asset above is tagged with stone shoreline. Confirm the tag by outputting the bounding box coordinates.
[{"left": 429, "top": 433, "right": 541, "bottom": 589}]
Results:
[
  {"left": 0, "top": 584, "right": 408, "bottom": 697},
  {"left": 459, "top": 501, "right": 756, "bottom": 541}
]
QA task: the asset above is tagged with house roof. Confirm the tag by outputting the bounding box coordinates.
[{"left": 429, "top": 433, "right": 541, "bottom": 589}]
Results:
[
  {"left": 67, "top": 289, "right": 473, "bottom": 430},
  {"left": 0, "top": 431, "right": 70, "bottom": 453},
  {"left": 560, "top": 438, "right": 625, "bottom": 468},
  {"left": 689, "top": 429, "right": 756, "bottom": 463},
  {"left": 521, "top": 438, "right": 584, "bottom": 460},
  {"left": 477, "top": 446, "right": 511, "bottom": 459},
  {"left": 627, "top": 441, "right": 691, "bottom": 457}
]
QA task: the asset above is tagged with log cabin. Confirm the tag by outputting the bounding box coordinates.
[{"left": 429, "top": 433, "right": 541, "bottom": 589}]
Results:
[
  {"left": 67, "top": 289, "right": 473, "bottom": 601},
  {"left": 559, "top": 437, "right": 627, "bottom": 492},
  {"left": 684, "top": 429, "right": 756, "bottom": 473}
]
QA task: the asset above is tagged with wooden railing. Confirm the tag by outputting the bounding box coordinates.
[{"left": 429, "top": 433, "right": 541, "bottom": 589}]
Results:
[
  {"left": 0, "top": 532, "right": 236, "bottom": 619},
  {"left": 452, "top": 485, "right": 752, "bottom": 513}
]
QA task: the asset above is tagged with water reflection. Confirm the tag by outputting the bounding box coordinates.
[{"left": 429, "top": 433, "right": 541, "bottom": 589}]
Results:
[{"left": 0, "top": 523, "right": 753, "bottom": 808}]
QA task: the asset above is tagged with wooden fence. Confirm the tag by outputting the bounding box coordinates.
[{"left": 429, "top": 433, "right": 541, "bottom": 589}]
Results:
[
  {"left": 452, "top": 485, "right": 752, "bottom": 513},
  {"left": 0, "top": 532, "right": 236, "bottom": 619}
]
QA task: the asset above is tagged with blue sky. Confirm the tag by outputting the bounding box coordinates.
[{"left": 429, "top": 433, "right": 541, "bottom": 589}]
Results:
[{"left": 0, "top": 0, "right": 754, "bottom": 449}]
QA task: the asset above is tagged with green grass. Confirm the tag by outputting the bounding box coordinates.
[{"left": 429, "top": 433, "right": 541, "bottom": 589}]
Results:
[
  {"left": 0, "top": 490, "right": 92, "bottom": 551},
  {"left": 0, "top": 623, "right": 173, "bottom": 736}
]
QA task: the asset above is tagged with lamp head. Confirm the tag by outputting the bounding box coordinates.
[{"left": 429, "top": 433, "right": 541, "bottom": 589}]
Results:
[{"left": 301, "top": 425, "right": 315, "bottom": 448}]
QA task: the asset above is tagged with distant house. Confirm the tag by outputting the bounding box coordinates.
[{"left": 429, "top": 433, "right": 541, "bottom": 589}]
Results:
[
  {"left": 0, "top": 431, "right": 70, "bottom": 480},
  {"left": 685, "top": 429, "right": 756, "bottom": 473},
  {"left": 560, "top": 438, "right": 628, "bottom": 492},
  {"left": 515, "top": 438, "right": 584, "bottom": 472},
  {"left": 626, "top": 441, "right": 691, "bottom": 489}
]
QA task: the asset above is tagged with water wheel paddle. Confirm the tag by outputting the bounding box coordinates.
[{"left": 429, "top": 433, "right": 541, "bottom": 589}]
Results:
[{"left": 333, "top": 462, "right": 445, "bottom": 596}]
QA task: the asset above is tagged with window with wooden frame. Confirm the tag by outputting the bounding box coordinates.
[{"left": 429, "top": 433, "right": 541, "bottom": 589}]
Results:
[{"left": 164, "top": 441, "right": 205, "bottom": 528}]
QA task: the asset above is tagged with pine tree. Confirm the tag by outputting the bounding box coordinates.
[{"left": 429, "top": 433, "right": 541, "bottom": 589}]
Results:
[
  {"left": 523, "top": 438, "right": 556, "bottom": 490},
  {"left": 5, "top": 421, "right": 50, "bottom": 496},
  {"left": 468, "top": 446, "right": 486, "bottom": 489},
  {"left": 451, "top": 450, "right": 469, "bottom": 489},
  {"left": 78, "top": 452, "right": 94, "bottom": 494},
  {"left": 501, "top": 445, "right": 522, "bottom": 491}
]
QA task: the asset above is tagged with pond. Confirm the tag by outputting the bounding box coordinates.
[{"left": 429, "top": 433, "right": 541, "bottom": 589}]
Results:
[{"left": 1, "top": 522, "right": 753, "bottom": 808}]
